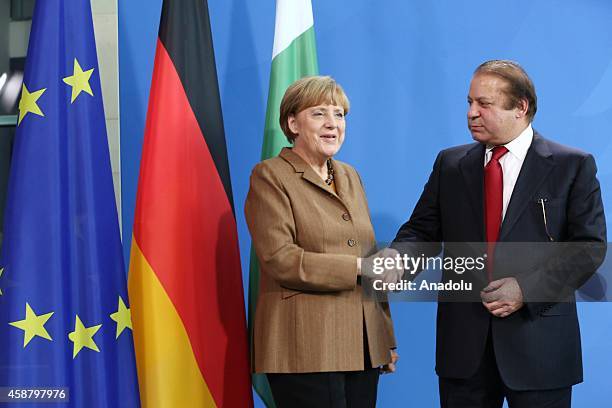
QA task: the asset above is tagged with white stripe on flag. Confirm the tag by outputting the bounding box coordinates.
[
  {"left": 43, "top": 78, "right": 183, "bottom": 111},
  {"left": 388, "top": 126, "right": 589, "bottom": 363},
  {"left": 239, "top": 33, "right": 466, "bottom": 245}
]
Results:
[{"left": 272, "top": 0, "right": 314, "bottom": 59}]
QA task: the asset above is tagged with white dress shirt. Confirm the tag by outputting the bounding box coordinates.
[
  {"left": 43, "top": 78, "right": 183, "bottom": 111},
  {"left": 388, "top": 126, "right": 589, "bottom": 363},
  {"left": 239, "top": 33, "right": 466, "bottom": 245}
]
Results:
[{"left": 484, "top": 124, "right": 534, "bottom": 220}]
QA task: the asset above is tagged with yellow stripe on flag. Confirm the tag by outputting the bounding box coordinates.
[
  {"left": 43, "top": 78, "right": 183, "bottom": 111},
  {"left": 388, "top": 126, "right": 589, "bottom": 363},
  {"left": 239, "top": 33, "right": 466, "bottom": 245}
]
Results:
[{"left": 128, "top": 239, "right": 217, "bottom": 407}]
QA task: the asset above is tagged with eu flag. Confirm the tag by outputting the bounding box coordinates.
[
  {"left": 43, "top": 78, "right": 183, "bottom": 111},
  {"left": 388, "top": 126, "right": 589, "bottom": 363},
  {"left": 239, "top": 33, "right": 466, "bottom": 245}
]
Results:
[{"left": 0, "top": 1, "right": 140, "bottom": 406}]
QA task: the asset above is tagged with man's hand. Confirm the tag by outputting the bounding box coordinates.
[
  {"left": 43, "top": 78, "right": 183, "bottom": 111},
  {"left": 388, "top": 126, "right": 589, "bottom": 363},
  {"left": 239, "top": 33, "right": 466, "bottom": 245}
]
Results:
[
  {"left": 481, "top": 277, "right": 524, "bottom": 318},
  {"left": 360, "top": 248, "right": 403, "bottom": 284},
  {"left": 381, "top": 349, "right": 399, "bottom": 374},
  {"left": 379, "top": 248, "right": 404, "bottom": 284}
]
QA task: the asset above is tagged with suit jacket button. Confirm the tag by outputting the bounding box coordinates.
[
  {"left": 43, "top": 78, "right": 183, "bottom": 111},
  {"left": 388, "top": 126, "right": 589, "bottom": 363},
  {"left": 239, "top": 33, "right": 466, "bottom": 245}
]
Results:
[
  {"left": 342, "top": 213, "right": 351, "bottom": 221},
  {"left": 347, "top": 239, "right": 357, "bottom": 247}
]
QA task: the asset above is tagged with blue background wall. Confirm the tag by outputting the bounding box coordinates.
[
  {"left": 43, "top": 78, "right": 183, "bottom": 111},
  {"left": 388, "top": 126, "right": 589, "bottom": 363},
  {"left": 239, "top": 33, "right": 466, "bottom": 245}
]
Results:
[{"left": 119, "top": 1, "right": 612, "bottom": 406}]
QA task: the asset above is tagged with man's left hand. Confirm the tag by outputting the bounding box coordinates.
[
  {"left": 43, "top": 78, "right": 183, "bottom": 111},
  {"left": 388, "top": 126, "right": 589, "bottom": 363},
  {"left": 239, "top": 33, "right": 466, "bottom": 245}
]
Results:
[{"left": 481, "top": 277, "right": 524, "bottom": 318}]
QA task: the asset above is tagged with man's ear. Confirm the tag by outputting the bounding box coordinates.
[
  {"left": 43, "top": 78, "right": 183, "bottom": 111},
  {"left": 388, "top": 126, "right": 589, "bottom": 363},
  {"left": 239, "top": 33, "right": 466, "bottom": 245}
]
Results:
[{"left": 516, "top": 99, "right": 529, "bottom": 118}]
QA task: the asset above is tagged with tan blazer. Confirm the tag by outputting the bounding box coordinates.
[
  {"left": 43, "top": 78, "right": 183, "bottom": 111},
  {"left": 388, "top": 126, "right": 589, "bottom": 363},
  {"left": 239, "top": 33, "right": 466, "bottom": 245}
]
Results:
[{"left": 245, "top": 148, "right": 396, "bottom": 373}]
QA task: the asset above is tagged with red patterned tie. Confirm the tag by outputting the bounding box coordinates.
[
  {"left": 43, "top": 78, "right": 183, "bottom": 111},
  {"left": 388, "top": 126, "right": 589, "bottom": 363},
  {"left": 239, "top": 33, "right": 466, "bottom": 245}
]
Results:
[{"left": 484, "top": 146, "right": 508, "bottom": 281}]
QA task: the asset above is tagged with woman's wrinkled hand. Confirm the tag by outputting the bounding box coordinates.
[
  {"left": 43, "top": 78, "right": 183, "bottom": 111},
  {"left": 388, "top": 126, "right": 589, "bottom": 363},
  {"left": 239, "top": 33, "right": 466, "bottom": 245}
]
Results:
[
  {"left": 381, "top": 349, "right": 399, "bottom": 374},
  {"left": 360, "top": 248, "right": 404, "bottom": 284}
]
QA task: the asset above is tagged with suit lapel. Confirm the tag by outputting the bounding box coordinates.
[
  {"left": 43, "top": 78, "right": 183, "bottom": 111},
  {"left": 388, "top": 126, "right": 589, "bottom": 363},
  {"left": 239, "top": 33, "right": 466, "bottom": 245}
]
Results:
[
  {"left": 459, "top": 143, "right": 486, "bottom": 241},
  {"left": 498, "top": 134, "right": 554, "bottom": 241}
]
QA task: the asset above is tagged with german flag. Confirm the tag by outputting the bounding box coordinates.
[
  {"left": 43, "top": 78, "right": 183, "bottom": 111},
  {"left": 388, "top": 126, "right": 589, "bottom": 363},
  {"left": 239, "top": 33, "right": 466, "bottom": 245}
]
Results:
[{"left": 127, "top": 0, "right": 253, "bottom": 406}]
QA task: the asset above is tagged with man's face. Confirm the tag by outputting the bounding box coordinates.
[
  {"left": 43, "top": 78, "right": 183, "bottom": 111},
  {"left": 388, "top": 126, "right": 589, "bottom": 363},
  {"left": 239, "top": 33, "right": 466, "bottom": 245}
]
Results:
[{"left": 467, "top": 73, "right": 526, "bottom": 145}]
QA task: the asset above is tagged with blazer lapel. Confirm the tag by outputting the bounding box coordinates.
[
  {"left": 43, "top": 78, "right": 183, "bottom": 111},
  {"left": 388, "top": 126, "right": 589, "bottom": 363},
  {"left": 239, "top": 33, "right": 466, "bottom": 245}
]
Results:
[
  {"left": 279, "top": 147, "right": 340, "bottom": 198},
  {"left": 498, "top": 134, "right": 554, "bottom": 241},
  {"left": 459, "top": 143, "right": 486, "bottom": 241},
  {"left": 330, "top": 158, "right": 349, "bottom": 201}
]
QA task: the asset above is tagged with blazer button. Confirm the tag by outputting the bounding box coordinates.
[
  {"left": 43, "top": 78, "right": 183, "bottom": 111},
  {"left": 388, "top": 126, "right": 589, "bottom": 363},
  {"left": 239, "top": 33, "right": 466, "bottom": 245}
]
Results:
[
  {"left": 342, "top": 213, "right": 351, "bottom": 221},
  {"left": 347, "top": 239, "right": 357, "bottom": 247}
]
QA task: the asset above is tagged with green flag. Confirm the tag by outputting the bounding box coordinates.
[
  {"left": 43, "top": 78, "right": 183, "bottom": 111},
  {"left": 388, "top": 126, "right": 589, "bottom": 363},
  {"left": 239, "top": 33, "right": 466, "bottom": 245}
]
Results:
[{"left": 249, "top": 0, "right": 318, "bottom": 406}]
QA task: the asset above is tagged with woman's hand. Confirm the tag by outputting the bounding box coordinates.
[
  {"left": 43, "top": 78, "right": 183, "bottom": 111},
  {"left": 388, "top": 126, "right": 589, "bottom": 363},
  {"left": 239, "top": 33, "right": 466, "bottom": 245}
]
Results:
[
  {"left": 360, "top": 248, "right": 404, "bottom": 284},
  {"left": 381, "top": 349, "right": 399, "bottom": 374}
]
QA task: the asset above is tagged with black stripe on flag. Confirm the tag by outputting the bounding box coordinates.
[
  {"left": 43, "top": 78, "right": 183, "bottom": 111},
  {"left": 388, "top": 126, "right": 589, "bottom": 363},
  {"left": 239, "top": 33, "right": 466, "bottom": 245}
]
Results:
[{"left": 158, "top": 0, "right": 235, "bottom": 212}]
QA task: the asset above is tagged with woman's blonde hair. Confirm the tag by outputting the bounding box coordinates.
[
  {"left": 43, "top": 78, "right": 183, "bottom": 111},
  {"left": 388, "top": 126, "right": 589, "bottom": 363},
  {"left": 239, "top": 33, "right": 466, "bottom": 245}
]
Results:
[{"left": 279, "top": 76, "right": 350, "bottom": 143}]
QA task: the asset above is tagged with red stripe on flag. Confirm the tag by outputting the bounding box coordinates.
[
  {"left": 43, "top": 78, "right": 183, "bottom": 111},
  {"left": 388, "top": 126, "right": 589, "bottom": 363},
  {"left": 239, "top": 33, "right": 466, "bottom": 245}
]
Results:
[{"left": 133, "top": 39, "right": 252, "bottom": 407}]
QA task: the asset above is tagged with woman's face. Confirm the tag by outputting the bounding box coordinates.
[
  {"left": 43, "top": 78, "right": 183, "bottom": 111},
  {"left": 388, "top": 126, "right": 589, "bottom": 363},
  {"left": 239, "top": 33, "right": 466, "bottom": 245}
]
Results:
[{"left": 289, "top": 104, "right": 346, "bottom": 161}]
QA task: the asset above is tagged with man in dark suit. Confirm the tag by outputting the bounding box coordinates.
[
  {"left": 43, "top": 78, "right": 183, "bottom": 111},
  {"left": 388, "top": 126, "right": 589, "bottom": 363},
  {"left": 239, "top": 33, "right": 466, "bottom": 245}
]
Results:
[{"left": 393, "top": 60, "right": 606, "bottom": 407}]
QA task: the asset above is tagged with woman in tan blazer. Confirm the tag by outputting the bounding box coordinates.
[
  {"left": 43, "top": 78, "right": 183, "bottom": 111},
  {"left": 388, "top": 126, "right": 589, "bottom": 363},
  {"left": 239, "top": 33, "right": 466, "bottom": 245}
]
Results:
[{"left": 245, "top": 76, "right": 399, "bottom": 407}]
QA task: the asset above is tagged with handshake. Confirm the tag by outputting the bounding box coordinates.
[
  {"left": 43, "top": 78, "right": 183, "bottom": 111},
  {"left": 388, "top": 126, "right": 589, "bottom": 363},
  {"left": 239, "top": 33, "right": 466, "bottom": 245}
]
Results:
[{"left": 359, "top": 248, "right": 404, "bottom": 284}]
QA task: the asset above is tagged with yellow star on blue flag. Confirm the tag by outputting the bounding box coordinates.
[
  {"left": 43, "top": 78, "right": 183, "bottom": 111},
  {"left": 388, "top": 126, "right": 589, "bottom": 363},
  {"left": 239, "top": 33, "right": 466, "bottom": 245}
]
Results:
[
  {"left": 110, "top": 296, "right": 132, "bottom": 339},
  {"left": 62, "top": 58, "right": 94, "bottom": 103},
  {"left": 17, "top": 84, "right": 46, "bottom": 125},
  {"left": 68, "top": 315, "right": 102, "bottom": 358},
  {"left": 9, "top": 303, "right": 54, "bottom": 347}
]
